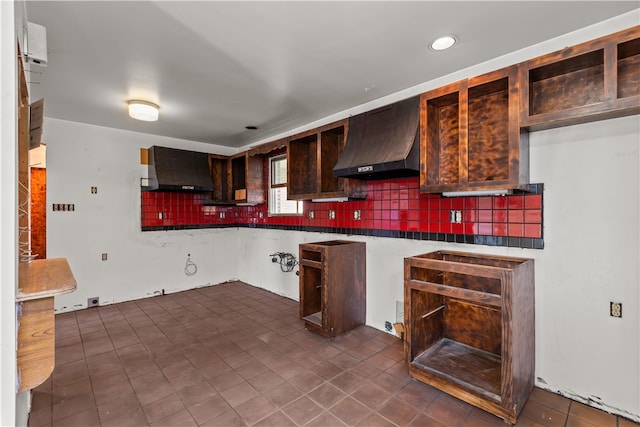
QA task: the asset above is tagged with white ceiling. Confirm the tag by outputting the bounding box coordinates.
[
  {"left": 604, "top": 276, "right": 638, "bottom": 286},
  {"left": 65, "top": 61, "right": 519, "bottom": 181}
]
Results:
[{"left": 24, "top": 1, "right": 639, "bottom": 149}]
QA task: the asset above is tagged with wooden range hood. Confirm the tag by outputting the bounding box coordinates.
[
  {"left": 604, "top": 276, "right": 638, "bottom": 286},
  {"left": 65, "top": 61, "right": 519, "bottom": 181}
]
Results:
[{"left": 333, "top": 96, "right": 420, "bottom": 180}]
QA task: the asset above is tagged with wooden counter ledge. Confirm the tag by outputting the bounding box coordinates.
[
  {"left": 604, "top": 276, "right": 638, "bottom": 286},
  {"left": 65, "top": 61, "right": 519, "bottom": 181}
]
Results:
[
  {"left": 17, "top": 258, "right": 77, "bottom": 301},
  {"left": 16, "top": 258, "right": 77, "bottom": 392}
]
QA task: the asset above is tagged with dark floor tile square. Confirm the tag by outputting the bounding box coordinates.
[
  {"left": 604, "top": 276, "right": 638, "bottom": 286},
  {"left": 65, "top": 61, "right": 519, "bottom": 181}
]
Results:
[
  {"left": 407, "top": 412, "right": 448, "bottom": 426},
  {"left": 142, "top": 393, "right": 185, "bottom": 424},
  {"left": 200, "top": 409, "right": 247, "bottom": 427},
  {"left": 251, "top": 410, "right": 298, "bottom": 427},
  {"left": 306, "top": 411, "right": 348, "bottom": 427},
  {"left": 329, "top": 396, "right": 372, "bottom": 426},
  {"left": 356, "top": 412, "right": 397, "bottom": 427},
  {"left": 150, "top": 409, "right": 197, "bottom": 427},
  {"left": 51, "top": 378, "right": 92, "bottom": 405},
  {"left": 187, "top": 394, "right": 231, "bottom": 425},
  {"left": 568, "top": 402, "right": 617, "bottom": 426},
  {"left": 351, "top": 381, "right": 391, "bottom": 410},
  {"left": 51, "top": 393, "right": 95, "bottom": 421},
  {"left": 282, "top": 396, "right": 324, "bottom": 426},
  {"left": 329, "top": 371, "right": 362, "bottom": 394},
  {"left": 93, "top": 378, "right": 135, "bottom": 405},
  {"left": 529, "top": 387, "right": 571, "bottom": 413},
  {"left": 100, "top": 406, "right": 149, "bottom": 427},
  {"left": 234, "top": 395, "right": 277, "bottom": 425},
  {"left": 395, "top": 380, "right": 440, "bottom": 411},
  {"left": 308, "top": 383, "right": 348, "bottom": 409},
  {"left": 425, "top": 394, "right": 474, "bottom": 426},
  {"left": 521, "top": 399, "right": 568, "bottom": 427},
  {"left": 248, "top": 370, "right": 286, "bottom": 393},
  {"left": 219, "top": 381, "right": 260, "bottom": 408},
  {"left": 288, "top": 371, "right": 325, "bottom": 393},
  {"left": 97, "top": 394, "right": 142, "bottom": 423},
  {"left": 263, "top": 382, "right": 302, "bottom": 407},
  {"left": 377, "top": 397, "right": 419, "bottom": 426},
  {"left": 52, "top": 406, "right": 100, "bottom": 427},
  {"left": 311, "top": 360, "right": 344, "bottom": 380}
]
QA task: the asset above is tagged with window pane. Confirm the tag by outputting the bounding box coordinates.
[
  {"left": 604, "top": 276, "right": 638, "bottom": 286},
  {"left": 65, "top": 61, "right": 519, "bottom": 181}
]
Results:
[
  {"left": 269, "top": 187, "right": 303, "bottom": 215},
  {"left": 271, "top": 157, "right": 287, "bottom": 186},
  {"left": 269, "top": 154, "right": 303, "bottom": 215}
]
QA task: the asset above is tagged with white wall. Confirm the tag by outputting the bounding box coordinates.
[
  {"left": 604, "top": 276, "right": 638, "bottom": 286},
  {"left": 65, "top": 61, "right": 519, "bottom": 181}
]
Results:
[
  {"left": 0, "top": 2, "right": 18, "bottom": 425},
  {"left": 45, "top": 119, "right": 239, "bottom": 311},
  {"left": 529, "top": 116, "right": 639, "bottom": 419}
]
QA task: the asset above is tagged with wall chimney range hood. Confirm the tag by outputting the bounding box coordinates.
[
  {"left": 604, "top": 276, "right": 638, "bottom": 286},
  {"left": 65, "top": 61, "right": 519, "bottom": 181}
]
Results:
[
  {"left": 147, "top": 146, "right": 213, "bottom": 192},
  {"left": 333, "top": 96, "right": 420, "bottom": 180}
]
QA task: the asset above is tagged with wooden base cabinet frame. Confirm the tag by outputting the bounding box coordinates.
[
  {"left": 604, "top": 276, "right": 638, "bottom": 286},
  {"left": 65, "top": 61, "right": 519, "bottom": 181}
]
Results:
[
  {"left": 404, "top": 251, "right": 534, "bottom": 424},
  {"left": 299, "top": 240, "right": 366, "bottom": 338}
]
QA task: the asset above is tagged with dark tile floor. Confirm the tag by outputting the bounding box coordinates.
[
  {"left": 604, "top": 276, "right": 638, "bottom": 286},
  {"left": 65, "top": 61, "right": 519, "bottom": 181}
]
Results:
[{"left": 28, "top": 281, "right": 636, "bottom": 427}]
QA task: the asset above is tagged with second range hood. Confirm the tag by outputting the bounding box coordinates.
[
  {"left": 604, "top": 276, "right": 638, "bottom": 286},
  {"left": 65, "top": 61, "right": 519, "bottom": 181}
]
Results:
[
  {"left": 147, "top": 146, "right": 213, "bottom": 192},
  {"left": 334, "top": 96, "right": 420, "bottom": 180}
]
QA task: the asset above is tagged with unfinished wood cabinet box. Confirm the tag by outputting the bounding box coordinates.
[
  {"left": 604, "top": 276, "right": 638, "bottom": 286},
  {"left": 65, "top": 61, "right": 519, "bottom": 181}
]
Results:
[
  {"left": 404, "top": 251, "right": 534, "bottom": 424},
  {"left": 206, "top": 151, "right": 264, "bottom": 205},
  {"left": 287, "top": 119, "right": 365, "bottom": 200},
  {"left": 299, "top": 240, "right": 366, "bottom": 338},
  {"left": 420, "top": 65, "right": 529, "bottom": 194},
  {"left": 520, "top": 26, "right": 640, "bottom": 131}
]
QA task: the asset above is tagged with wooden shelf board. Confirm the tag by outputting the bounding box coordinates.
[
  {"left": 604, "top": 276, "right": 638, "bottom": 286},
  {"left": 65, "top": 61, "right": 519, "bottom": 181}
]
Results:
[
  {"left": 412, "top": 338, "right": 501, "bottom": 401},
  {"left": 303, "top": 311, "right": 322, "bottom": 326},
  {"left": 17, "top": 258, "right": 77, "bottom": 301}
]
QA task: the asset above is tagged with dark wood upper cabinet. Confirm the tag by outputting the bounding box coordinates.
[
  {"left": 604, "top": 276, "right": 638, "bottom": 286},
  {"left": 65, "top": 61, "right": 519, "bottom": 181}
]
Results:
[
  {"left": 287, "top": 119, "right": 366, "bottom": 200},
  {"left": 420, "top": 66, "right": 529, "bottom": 194},
  {"left": 520, "top": 26, "right": 640, "bottom": 131},
  {"left": 230, "top": 151, "right": 264, "bottom": 205},
  {"left": 206, "top": 154, "right": 231, "bottom": 205},
  {"left": 205, "top": 151, "right": 264, "bottom": 205}
]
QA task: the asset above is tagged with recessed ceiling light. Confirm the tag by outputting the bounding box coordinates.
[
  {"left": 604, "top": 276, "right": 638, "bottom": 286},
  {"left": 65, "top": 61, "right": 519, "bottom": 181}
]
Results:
[
  {"left": 128, "top": 100, "right": 159, "bottom": 121},
  {"left": 245, "top": 126, "right": 258, "bottom": 130},
  {"left": 430, "top": 35, "right": 457, "bottom": 51}
]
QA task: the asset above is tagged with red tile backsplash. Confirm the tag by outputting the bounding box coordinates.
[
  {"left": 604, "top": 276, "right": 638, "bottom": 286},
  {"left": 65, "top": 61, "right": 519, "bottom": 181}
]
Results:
[{"left": 141, "top": 177, "right": 543, "bottom": 247}]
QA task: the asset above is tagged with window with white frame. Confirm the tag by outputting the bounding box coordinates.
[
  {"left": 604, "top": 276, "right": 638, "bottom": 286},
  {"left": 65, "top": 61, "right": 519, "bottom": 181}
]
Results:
[{"left": 269, "top": 154, "right": 303, "bottom": 215}]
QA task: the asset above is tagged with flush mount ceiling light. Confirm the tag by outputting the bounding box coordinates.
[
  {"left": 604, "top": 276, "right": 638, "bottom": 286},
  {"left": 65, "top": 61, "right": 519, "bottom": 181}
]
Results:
[
  {"left": 128, "top": 100, "right": 159, "bottom": 121},
  {"left": 430, "top": 35, "right": 457, "bottom": 51}
]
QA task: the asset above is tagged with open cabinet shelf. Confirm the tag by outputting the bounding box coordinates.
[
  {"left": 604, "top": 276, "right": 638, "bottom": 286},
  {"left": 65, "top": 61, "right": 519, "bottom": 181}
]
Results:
[
  {"left": 520, "top": 26, "right": 640, "bottom": 131},
  {"left": 287, "top": 120, "right": 365, "bottom": 200},
  {"left": 404, "top": 251, "right": 534, "bottom": 424}
]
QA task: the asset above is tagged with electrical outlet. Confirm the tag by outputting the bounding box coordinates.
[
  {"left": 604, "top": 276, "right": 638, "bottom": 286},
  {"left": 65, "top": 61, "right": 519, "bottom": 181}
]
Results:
[
  {"left": 308, "top": 210, "right": 314, "bottom": 219},
  {"left": 328, "top": 210, "right": 335, "bottom": 220},
  {"left": 610, "top": 302, "right": 622, "bottom": 318},
  {"left": 101, "top": 253, "right": 107, "bottom": 261},
  {"left": 385, "top": 321, "right": 393, "bottom": 332},
  {"left": 87, "top": 297, "right": 99, "bottom": 308},
  {"left": 90, "top": 186, "right": 97, "bottom": 194},
  {"left": 353, "top": 210, "right": 361, "bottom": 220},
  {"left": 450, "top": 210, "right": 462, "bottom": 223}
]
